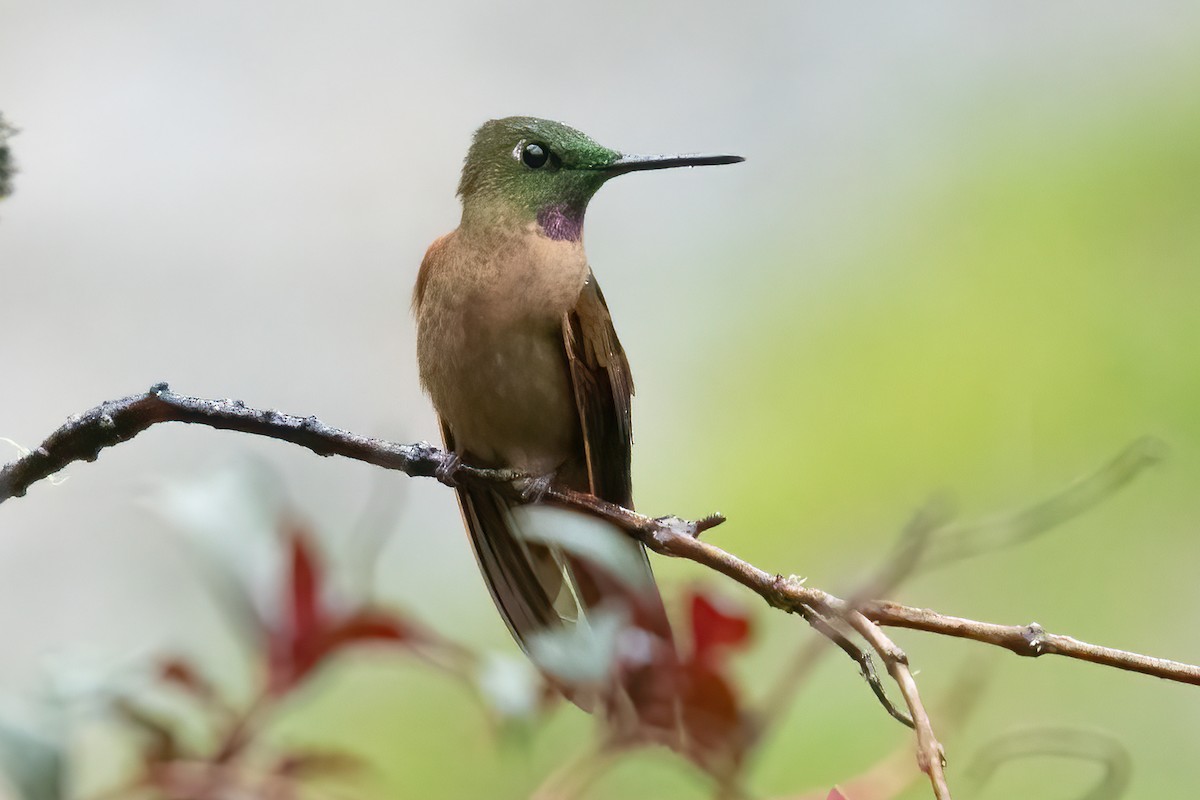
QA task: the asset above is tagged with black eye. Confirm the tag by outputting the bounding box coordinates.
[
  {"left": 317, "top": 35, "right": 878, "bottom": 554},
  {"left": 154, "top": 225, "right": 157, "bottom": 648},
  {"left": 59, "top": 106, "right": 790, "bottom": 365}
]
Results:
[{"left": 522, "top": 142, "right": 550, "bottom": 169}]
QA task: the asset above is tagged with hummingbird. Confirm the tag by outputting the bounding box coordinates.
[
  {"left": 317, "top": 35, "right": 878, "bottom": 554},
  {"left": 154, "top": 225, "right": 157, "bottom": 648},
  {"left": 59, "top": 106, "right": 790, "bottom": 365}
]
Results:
[{"left": 413, "top": 117, "right": 742, "bottom": 716}]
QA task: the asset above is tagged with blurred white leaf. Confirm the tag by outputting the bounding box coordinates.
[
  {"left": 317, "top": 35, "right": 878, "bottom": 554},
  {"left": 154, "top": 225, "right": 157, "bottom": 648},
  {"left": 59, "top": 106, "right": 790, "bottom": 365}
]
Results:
[
  {"left": 39, "top": 647, "right": 155, "bottom": 714},
  {"left": 39, "top": 648, "right": 195, "bottom": 733},
  {"left": 326, "top": 471, "right": 408, "bottom": 609},
  {"left": 509, "top": 505, "right": 652, "bottom": 591},
  {"left": 475, "top": 653, "right": 542, "bottom": 720},
  {"left": 526, "top": 606, "right": 627, "bottom": 686},
  {"left": 140, "top": 457, "right": 290, "bottom": 635}
]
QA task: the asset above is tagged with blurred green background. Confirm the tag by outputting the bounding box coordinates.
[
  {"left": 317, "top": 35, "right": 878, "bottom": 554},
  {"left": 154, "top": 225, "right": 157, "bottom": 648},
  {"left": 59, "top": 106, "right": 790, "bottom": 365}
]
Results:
[{"left": 2, "top": 2, "right": 1200, "bottom": 798}]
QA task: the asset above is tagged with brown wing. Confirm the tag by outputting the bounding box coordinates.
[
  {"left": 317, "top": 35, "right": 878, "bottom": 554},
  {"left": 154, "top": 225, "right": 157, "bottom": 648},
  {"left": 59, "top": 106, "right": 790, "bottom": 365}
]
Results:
[
  {"left": 562, "top": 272, "right": 635, "bottom": 508},
  {"left": 563, "top": 277, "right": 680, "bottom": 732},
  {"left": 562, "top": 274, "right": 675, "bottom": 643}
]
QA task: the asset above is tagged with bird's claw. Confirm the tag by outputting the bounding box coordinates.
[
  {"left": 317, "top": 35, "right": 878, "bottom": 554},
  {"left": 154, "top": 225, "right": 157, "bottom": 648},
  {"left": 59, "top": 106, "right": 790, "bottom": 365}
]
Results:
[
  {"left": 436, "top": 453, "right": 462, "bottom": 487},
  {"left": 520, "top": 473, "right": 554, "bottom": 503}
]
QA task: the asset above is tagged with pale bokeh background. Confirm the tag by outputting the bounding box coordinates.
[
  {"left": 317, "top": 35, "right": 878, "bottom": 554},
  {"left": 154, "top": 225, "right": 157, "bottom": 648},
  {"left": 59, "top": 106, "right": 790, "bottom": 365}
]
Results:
[{"left": 2, "top": 2, "right": 1200, "bottom": 797}]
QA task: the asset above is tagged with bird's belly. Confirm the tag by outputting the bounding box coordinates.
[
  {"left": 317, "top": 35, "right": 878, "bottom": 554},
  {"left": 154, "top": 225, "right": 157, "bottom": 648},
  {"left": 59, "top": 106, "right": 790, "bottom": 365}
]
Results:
[{"left": 425, "top": 320, "right": 578, "bottom": 476}]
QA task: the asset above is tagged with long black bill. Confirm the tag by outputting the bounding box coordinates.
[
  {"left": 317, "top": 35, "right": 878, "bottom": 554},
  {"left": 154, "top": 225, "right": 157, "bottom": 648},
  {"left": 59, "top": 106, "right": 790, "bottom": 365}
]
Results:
[{"left": 604, "top": 152, "right": 744, "bottom": 176}]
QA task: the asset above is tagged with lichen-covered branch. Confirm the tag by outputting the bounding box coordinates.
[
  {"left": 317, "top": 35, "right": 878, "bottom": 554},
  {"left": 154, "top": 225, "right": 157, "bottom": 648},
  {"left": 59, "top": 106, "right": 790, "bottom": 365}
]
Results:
[{"left": 0, "top": 384, "right": 520, "bottom": 505}]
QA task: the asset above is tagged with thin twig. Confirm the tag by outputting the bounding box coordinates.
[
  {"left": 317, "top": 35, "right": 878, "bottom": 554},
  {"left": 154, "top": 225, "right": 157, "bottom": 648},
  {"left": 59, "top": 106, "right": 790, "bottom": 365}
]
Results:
[
  {"left": 918, "top": 437, "right": 1165, "bottom": 572},
  {"left": 796, "top": 605, "right": 913, "bottom": 728},
  {"left": 529, "top": 744, "right": 618, "bottom": 800},
  {"left": 842, "top": 611, "right": 949, "bottom": 799},
  {"left": 758, "top": 497, "right": 951, "bottom": 732},
  {"left": 966, "top": 727, "right": 1132, "bottom": 800},
  {"left": 786, "top": 659, "right": 991, "bottom": 800},
  {"left": 863, "top": 602, "right": 1200, "bottom": 685}
]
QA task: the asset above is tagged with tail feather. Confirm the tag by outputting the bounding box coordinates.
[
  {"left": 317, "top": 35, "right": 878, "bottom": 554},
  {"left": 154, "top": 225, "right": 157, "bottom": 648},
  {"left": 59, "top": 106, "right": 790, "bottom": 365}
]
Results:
[
  {"left": 456, "top": 482, "right": 562, "bottom": 647},
  {"left": 441, "top": 427, "right": 681, "bottom": 741}
]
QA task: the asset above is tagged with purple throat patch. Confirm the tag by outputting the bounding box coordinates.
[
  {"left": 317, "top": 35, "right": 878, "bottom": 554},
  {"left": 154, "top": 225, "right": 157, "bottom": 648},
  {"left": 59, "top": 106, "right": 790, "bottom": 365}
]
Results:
[{"left": 537, "top": 204, "right": 584, "bottom": 241}]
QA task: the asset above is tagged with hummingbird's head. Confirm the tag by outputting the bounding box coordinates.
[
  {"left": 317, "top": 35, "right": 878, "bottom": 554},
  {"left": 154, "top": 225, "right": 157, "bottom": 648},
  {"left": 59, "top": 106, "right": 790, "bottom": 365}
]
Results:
[{"left": 458, "top": 116, "right": 742, "bottom": 241}]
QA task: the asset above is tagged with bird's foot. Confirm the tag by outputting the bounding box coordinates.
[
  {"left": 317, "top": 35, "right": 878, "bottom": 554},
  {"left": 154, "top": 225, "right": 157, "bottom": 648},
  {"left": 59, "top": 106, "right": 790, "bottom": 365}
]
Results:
[
  {"left": 435, "top": 452, "right": 463, "bottom": 487},
  {"left": 520, "top": 472, "right": 555, "bottom": 503}
]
